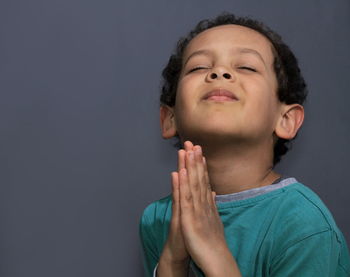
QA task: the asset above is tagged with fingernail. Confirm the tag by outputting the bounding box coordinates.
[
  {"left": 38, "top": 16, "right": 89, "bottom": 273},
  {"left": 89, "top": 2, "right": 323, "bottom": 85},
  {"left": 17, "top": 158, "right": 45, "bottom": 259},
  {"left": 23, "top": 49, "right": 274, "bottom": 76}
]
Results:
[{"left": 195, "top": 146, "right": 202, "bottom": 155}]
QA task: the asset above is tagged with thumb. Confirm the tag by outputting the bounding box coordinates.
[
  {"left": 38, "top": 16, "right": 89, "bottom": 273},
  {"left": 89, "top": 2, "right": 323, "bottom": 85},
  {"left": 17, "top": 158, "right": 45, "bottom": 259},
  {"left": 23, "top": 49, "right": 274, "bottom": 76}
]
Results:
[
  {"left": 171, "top": 172, "right": 181, "bottom": 223},
  {"left": 211, "top": 191, "right": 216, "bottom": 205}
]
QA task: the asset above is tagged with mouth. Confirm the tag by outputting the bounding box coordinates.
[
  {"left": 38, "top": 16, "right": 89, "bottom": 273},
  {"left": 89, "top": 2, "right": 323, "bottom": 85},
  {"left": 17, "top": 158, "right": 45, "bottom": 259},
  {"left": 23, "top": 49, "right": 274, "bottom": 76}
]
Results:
[{"left": 203, "top": 88, "right": 239, "bottom": 102}]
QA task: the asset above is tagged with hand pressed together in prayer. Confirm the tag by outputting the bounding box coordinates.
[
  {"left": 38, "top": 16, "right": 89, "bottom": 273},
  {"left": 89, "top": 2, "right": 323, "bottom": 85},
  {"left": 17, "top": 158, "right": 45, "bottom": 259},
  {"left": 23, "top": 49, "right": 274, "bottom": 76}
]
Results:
[{"left": 158, "top": 141, "right": 241, "bottom": 277}]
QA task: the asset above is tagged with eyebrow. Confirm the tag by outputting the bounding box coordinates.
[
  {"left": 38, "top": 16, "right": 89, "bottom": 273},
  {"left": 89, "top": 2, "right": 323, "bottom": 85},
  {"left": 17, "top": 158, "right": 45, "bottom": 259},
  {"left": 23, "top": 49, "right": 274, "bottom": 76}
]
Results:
[
  {"left": 183, "top": 49, "right": 212, "bottom": 66},
  {"left": 183, "top": 47, "right": 267, "bottom": 67},
  {"left": 236, "top": 47, "right": 267, "bottom": 66}
]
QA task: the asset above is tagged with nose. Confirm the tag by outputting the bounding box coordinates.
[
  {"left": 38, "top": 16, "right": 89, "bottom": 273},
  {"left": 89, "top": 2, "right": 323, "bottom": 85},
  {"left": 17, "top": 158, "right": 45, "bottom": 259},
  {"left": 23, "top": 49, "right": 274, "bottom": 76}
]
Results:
[
  {"left": 206, "top": 66, "right": 235, "bottom": 82},
  {"left": 209, "top": 72, "right": 232, "bottom": 79}
]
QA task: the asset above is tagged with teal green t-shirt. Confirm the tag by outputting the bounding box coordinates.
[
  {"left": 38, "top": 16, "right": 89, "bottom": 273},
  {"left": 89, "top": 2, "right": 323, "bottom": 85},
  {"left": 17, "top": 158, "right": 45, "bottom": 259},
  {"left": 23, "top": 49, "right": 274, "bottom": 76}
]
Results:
[{"left": 139, "top": 180, "right": 350, "bottom": 277}]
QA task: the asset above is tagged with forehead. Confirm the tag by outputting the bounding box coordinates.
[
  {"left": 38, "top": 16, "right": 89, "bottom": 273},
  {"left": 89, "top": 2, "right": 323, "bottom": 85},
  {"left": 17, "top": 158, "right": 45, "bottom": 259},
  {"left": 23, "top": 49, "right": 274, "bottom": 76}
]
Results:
[{"left": 183, "top": 24, "right": 275, "bottom": 64}]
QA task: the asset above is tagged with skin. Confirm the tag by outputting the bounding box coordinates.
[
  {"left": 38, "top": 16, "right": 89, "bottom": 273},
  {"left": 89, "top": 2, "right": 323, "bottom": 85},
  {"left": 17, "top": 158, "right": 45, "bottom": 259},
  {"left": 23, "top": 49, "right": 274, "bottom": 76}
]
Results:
[{"left": 158, "top": 24, "right": 304, "bottom": 276}]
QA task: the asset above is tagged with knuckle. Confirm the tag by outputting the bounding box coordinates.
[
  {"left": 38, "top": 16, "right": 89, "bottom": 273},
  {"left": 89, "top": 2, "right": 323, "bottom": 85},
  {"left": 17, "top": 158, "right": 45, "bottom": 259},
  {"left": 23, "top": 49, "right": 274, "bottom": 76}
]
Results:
[
  {"left": 192, "top": 182, "right": 200, "bottom": 191},
  {"left": 184, "top": 193, "right": 193, "bottom": 202}
]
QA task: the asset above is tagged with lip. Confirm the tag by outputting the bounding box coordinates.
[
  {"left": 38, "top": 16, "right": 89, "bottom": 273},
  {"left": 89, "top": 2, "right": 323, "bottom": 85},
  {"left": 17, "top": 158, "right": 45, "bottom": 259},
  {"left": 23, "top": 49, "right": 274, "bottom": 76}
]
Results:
[{"left": 203, "top": 88, "right": 239, "bottom": 101}]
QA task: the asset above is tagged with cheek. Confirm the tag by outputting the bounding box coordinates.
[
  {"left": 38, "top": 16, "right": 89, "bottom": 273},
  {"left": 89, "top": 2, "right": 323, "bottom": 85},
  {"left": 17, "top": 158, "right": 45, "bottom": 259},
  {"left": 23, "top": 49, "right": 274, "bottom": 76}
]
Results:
[
  {"left": 175, "top": 78, "right": 197, "bottom": 108},
  {"left": 173, "top": 85, "right": 192, "bottom": 123},
  {"left": 174, "top": 90, "right": 187, "bottom": 113},
  {"left": 243, "top": 82, "right": 278, "bottom": 118}
]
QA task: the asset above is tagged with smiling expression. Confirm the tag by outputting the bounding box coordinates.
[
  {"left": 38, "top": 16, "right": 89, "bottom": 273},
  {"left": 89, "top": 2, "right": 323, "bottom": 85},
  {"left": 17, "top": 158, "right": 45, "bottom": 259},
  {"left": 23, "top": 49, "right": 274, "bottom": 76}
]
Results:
[{"left": 171, "top": 24, "right": 284, "bottom": 145}]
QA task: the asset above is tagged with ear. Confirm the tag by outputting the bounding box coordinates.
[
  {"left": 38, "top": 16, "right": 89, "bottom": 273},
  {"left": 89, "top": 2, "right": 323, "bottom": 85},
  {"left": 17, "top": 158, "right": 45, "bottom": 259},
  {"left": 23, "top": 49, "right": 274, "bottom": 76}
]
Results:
[
  {"left": 274, "top": 104, "right": 304, "bottom": 140},
  {"left": 160, "top": 105, "right": 177, "bottom": 139}
]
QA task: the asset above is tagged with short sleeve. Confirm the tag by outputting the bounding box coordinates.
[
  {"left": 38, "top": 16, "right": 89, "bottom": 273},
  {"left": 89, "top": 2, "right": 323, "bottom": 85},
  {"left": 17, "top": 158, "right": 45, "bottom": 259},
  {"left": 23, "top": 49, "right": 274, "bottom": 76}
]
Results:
[
  {"left": 139, "top": 210, "right": 159, "bottom": 277},
  {"left": 270, "top": 229, "right": 348, "bottom": 276}
]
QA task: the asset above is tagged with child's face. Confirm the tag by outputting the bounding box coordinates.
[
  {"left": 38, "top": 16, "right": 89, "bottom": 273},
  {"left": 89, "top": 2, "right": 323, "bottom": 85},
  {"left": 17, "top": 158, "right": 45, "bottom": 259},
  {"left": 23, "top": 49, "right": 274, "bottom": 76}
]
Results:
[{"left": 165, "top": 24, "right": 286, "bottom": 145}]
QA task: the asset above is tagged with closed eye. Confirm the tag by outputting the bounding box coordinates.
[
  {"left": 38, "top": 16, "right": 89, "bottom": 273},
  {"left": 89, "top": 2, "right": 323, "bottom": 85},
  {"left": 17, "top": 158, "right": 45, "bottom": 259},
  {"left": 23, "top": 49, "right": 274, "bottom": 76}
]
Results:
[
  {"left": 188, "top": 66, "right": 209, "bottom": 73},
  {"left": 238, "top": 66, "right": 257, "bottom": 72}
]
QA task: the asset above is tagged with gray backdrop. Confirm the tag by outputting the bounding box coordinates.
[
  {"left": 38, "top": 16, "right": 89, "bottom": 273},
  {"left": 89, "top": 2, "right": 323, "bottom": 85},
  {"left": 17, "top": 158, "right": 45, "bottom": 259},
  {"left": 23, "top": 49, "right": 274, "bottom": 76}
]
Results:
[{"left": 0, "top": 0, "right": 349, "bottom": 276}]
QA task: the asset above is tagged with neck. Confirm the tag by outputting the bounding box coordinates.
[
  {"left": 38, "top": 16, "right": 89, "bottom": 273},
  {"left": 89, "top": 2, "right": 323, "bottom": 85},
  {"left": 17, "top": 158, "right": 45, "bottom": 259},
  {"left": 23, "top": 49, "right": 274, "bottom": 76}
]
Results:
[{"left": 200, "top": 141, "right": 280, "bottom": 195}]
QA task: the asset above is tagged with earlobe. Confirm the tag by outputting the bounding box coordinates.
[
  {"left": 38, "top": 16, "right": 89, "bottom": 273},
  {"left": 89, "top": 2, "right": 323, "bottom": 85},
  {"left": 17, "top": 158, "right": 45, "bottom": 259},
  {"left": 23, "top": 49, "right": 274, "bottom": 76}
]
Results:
[
  {"left": 160, "top": 105, "right": 177, "bottom": 139},
  {"left": 275, "top": 104, "right": 305, "bottom": 140}
]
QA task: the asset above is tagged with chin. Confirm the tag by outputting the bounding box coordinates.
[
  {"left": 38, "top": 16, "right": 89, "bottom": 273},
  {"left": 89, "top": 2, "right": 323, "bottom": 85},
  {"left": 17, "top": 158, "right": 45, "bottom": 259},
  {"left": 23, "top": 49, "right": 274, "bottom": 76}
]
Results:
[{"left": 180, "top": 124, "right": 240, "bottom": 143}]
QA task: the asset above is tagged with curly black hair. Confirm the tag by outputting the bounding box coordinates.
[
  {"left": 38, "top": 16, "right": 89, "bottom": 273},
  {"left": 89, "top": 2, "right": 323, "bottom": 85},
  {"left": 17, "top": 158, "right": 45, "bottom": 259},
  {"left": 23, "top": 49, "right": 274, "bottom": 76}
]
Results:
[{"left": 160, "top": 12, "right": 307, "bottom": 166}]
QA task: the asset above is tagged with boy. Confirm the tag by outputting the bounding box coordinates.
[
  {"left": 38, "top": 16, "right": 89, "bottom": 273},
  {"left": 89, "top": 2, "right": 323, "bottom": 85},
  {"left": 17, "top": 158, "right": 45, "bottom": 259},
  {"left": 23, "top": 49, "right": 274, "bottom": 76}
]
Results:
[{"left": 139, "top": 13, "right": 350, "bottom": 277}]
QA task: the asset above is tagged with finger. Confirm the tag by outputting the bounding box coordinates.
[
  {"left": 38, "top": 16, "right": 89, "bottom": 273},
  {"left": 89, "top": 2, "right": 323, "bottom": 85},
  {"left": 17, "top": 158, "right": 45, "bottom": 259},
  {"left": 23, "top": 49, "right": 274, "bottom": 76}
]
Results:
[
  {"left": 171, "top": 172, "right": 180, "bottom": 226},
  {"left": 202, "top": 156, "right": 214, "bottom": 205},
  {"left": 179, "top": 168, "right": 194, "bottom": 214},
  {"left": 203, "top": 157, "right": 210, "bottom": 185},
  {"left": 172, "top": 172, "right": 180, "bottom": 209},
  {"left": 183, "top": 141, "right": 193, "bottom": 170},
  {"left": 211, "top": 191, "right": 217, "bottom": 206},
  {"left": 184, "top": 141, "right": 194, "bottom": 152},
  {"left": 185, "top": 150, "right": 200, "bottom": 205},
  {"left": 193, "top": 145, "right": 206, "bottom": 202},
  {"left": 178, "top": 149, "right": 186, "bottom": 171}
]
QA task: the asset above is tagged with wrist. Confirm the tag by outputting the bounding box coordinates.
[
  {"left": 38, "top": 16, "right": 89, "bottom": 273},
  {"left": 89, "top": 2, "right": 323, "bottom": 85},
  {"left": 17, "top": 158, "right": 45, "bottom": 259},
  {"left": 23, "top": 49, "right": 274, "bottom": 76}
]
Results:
[
  {"left": 159, "top": 242, "right": 190, "bottom": 265},
  {"left": 159, "top": 251, "right": 190, "bottom": 267},
  {"left": 157, "top": 255, "right": 190, "bottom": 277}
]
